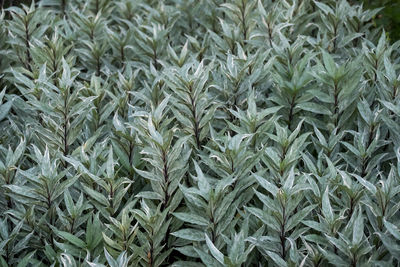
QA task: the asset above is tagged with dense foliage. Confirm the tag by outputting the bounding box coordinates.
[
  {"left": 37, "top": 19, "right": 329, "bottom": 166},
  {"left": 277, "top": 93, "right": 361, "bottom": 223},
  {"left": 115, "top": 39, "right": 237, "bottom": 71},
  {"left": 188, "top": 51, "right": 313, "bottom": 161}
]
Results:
[
  {"left": 360, "top": 0, "right": 400, "bottom": 42},
  {"left": 4, "top": 0, "right": 400, "bottom": 43},
  {"left": 1, "top": 0, "right": 400, "bottom": 266}
]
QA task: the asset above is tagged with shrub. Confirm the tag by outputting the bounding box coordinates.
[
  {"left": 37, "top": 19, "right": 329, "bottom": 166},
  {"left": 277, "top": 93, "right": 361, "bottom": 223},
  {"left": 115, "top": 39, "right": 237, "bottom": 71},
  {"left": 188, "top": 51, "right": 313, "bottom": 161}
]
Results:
[
  {"left": 1, "top": 0, "right": 400, "bottom": 266},
  {"left": 360, "top": 0, "right": 400, "bottom": 42}
]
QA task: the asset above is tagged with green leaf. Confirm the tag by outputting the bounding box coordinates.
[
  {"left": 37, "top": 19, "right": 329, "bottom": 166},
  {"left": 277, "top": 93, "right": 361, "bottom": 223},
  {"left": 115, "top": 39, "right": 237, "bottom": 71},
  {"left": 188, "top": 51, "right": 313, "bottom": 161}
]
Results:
[
  {"left": 82, "top": 185, "right": 109, "bottom": 206},
  {"left": 352, "top": 210, "right": 364, "bottom": 244},
  {"left": 172, "top": 229, "right": 205, "bottom": 241},
  {"left": 148, "top": 116, "right": 164, "bottom": 146},
  {"left": 173, "top": 212, "right": 209, "bottom": 226},
  {"left": 297, "top": 102, "right": 332, "bottom": 115},
  {"left": 254, "top": 173, "right": 279, "bottom": 196},
  {"left": 266, "top": 251, "right": 287, "bottom": 267},
  {"left": 16, "top": 251, "right": 36, "bottom": 267},
  {"left": 321, "top": 51, "right": 336, "bottom": 77},
  {"left": 322, "top": 187, "right": 334, "bottom": 221},
  {"left": 54, "top": 230, "right": 86, "bottom": 249},
  {"left": 205, "top": 234, "right": 225, "bottom": 265},
  {"left": 314, "top": 1, "right": 334, "bottom": 15},
  {"left": 384, "top": 219, "right": 400, "bottom": 240},
  {"left": 353, "top": 174, "right": 377, "bottom": 195}
]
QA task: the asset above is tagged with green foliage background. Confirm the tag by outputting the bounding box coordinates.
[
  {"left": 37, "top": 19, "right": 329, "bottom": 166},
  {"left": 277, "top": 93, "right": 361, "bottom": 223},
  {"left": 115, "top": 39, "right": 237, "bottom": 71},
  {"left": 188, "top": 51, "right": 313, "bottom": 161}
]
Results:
[
  {"left": 361, "top": 0, "right": 400, "bottom": 42},
  {"left": 1, "top": 0, "right": 400, "bottom": 266},
  {"left": 3, "top": 0, "right": 400, "bottom": 42}
]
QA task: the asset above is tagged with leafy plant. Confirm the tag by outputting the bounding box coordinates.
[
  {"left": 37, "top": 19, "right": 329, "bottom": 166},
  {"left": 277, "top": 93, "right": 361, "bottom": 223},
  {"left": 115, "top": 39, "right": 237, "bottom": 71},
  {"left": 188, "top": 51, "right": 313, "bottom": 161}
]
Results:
[{"left": 1, "top": 0, "right": 400, "bottom": 266}]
